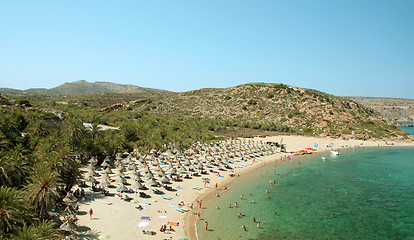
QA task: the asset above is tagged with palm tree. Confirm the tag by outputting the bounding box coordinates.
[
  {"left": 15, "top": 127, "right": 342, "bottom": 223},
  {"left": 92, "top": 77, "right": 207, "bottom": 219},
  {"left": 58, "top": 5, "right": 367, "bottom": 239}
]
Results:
[
  {"left": 0, "top": 147, "right": 30, "bottom": 187},
  {"left": 63, "top": 118, "right": 86, "bottom": 151},
  {"left": 12, "top": 220, "right": 60, "bottom": 240},
  {"left": 56, "top": 156, "right": 82, "bottom": 192},
  {"left": 27, "top": 119, "right": 49, "bottom": 138},
  {"left": 90, "top": 123, "right": 103, "bottom": 140},
  {"left": 24, "top": 163, "right": 62, "bottom": 217},
  {"left": 0, "top": 187, "right": 31, "bottom": 237}
]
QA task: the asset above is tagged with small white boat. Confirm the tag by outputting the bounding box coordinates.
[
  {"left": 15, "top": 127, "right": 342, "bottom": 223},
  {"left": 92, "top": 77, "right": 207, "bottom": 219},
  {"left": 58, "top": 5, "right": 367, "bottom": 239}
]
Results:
[{"left": 330, "top": 151, "right": 340, "bottom": 155}]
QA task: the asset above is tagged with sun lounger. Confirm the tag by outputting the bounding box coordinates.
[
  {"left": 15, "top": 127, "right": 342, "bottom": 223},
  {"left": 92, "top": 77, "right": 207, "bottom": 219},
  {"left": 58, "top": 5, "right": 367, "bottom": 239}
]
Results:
[
  {"left": 162, "top": 195, "right": 172, "bottom": 200},
  {"left": 176, "top": 208, "right": 185, "bottom": 213}
]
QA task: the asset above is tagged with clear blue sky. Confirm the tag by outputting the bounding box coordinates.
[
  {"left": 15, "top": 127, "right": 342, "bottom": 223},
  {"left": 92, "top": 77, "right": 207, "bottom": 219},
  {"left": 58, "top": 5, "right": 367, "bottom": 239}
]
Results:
[{"left": 1, "top": 0, "right": 413, "bottom": 98}]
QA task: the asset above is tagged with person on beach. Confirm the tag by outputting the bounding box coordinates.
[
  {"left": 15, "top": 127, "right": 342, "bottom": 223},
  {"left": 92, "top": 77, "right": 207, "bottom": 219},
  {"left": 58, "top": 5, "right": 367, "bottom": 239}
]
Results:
[
  {"left": 197, "top": 212, "right": 200, "bottom": 219},
  {"left": 242, "top": 225, "right": 246, "bottom": 231},
  {"left": 89, "top": 208, "right": 93, "bottom": 219},
  {"left": 240, "top": 194, "right": 243, "bottom": 200},
  {"left": 253, "top": 218, "right": 256, "bottom": 222},
  {"left": 228, "top": 204, "right": 232, "bottom": 208},
  {"left": 257, "top": 222, "right": 260, "bottom": 228},
  {"left": 205, "top": 221, "right": 208, "bottom": 230},
  {"left": 235, "top": 202, "right": 238, "bottom": 207}
]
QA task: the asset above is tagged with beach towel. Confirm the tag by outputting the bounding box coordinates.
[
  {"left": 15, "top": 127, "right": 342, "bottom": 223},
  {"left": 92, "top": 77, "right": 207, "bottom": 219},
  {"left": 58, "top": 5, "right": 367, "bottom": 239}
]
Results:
[
  {"left": 168, "top": 203, "right": 176, "bottom": 207},
  {"left": 140, "top": 216, "right": 151, "bottom": 220},
  {"left": 192, "top": 186, "right": 202, "bottom": 190},
  {"left": 176, "top": 186, "right": 183, "bottom": 189},
  {"left": 159, "top": 216, "right": 167, "bottom": 218},
  {"left": 140, "top": 203, "right": 151, "bottom": 206},
  {"left": 168, "top": 222, "right": 179, "bottom": 226},
  {"left": 138, "top": 222, "right": 150, "bottom": 228}
]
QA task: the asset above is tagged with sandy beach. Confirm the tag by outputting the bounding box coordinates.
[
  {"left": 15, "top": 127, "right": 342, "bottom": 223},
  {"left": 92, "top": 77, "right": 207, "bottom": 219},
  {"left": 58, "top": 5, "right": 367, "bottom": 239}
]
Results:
[{"left": 72, "top": 135, "right": 413, "bottom": 240}]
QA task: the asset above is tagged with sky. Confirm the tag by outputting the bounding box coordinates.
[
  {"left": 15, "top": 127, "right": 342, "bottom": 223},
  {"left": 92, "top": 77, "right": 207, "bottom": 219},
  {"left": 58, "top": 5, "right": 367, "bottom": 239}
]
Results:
[{"left": 1, "top": 0, "right": 413, "bottom": 98}]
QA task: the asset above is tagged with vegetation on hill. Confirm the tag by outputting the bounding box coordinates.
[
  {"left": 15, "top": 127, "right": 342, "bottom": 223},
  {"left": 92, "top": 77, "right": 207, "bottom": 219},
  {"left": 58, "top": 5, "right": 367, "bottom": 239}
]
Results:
[
  {"left": 125, "top": 83, "right": 408, "bottom": 140},
  {"left": 5, "top": 83, "right": 410, "bottom": 141}
]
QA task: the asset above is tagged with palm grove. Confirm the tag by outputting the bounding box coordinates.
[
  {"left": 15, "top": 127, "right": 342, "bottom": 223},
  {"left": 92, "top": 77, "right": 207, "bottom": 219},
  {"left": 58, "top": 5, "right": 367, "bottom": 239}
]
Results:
[{"left": 0, "top": 103, "right": 213, "bottom": 239}]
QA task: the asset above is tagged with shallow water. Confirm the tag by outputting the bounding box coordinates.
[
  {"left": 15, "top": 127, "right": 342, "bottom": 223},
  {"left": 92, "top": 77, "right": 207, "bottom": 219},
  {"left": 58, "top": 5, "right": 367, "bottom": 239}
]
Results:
[{"left": 197, "top": 147, "right": 414, "bottom": 240}]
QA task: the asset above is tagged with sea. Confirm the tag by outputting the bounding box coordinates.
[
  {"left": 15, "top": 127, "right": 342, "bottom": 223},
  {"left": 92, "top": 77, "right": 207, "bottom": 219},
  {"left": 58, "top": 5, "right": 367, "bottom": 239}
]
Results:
[
  {"left": 197, "top": 140, "right": 414, "bottom": 239},
  {"left": 399, "top": 121, "right": 414, "bottom": 136}
]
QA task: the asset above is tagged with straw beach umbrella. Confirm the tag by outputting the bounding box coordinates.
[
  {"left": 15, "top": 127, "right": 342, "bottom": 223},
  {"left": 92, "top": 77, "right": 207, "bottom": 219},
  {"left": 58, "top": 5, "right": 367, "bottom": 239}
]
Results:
[
  {"left": 60, "top": 219, "right": 77, "bottom": 232},
  {"left": 117, "top": 182, "right": 128, "bottom": 192},
  {"left": 104, "top": 167, "right": 113, "bottom": 174},
  {"left": 62, "top": 205, "right": 76, "bottom": 217},
  {"left": 101, "top": 161, "right": 111, "bottom": 168},
  {"left": 131, "top": 180, "right": 144, "bottom": 191},
  {"left": 100, "top": 179, "right": 111, "bottom": 188},
  {"left": 62, "top": 192, "right": 77, "bottom": 204}
]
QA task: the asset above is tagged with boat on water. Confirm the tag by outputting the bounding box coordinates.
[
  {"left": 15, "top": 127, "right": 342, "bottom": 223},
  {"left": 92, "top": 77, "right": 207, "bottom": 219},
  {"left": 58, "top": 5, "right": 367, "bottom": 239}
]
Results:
[{"left": 330, "top": 151, "right": 340, "bottom": 155}]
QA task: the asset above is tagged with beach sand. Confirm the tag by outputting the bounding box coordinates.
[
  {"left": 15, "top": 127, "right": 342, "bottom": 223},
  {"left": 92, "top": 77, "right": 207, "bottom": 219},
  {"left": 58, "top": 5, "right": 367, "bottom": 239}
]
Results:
[{"left": 73, "top": 135, "right": 413, "bottom": 240}]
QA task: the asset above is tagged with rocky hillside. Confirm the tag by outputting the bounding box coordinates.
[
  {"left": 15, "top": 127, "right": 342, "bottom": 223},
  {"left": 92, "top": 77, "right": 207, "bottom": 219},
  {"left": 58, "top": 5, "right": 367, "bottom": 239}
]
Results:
[
  {"left": 0, "top": 80, "right": 166, "bottom": 95},
  {"left": 128, "top": 83, "right": 409, "bottom": 140},
  {"left": 348, "top": 97, "right": 414, "bottom": 122}
]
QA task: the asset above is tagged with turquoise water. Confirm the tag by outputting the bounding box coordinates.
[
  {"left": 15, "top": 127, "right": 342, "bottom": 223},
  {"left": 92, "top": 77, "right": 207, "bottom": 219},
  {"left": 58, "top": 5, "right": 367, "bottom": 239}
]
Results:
[
  {"left": 399, "top": 123, "right": 414, "bottom": 136},
  {"left": 197, "top": 147, "right": 414, "bottom": 239}
]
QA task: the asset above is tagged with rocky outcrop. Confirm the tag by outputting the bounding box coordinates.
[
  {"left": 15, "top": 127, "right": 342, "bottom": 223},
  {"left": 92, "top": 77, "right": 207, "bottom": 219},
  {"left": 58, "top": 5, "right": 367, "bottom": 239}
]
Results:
[{"left": 99, "top": 99, "right": 149, "bottom": 112}]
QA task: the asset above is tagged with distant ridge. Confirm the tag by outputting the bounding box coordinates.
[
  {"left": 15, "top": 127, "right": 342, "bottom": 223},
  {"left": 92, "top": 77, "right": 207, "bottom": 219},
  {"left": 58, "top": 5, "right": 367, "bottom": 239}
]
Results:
[{"left": 0, "top": 80, "right": 167, "bottom": 95}]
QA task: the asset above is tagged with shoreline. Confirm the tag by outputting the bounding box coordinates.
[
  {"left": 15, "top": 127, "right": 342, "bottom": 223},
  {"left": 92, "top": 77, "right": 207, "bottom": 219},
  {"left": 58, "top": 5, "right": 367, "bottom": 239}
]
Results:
[
  {"left": 184, "top": 136, "right": 414, "bottom": 240},
  {"left": 73, "top": 135, "right": 413, "bottom": 240}
]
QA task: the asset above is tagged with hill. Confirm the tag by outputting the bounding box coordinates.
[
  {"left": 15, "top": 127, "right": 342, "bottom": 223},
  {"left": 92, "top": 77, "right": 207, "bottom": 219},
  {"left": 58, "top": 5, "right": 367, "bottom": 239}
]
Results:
[
  {"left": 124, "top": 83, "right": 409, "bottom": 140},
  {"left": 347, "top": 96, "right": 414, "bottom": 122},
  {"left": 3, "top": 82, "right": 410, "bottom": 141},
  {"left": 0, "top": 80, "right": 167, "bottom": 95}
]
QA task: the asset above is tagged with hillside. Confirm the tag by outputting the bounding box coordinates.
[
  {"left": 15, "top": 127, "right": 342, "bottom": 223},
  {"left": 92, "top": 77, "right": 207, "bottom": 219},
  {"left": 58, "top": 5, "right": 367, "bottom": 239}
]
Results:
[
  {"left": 3, "top": 82, "right": 411, "bottom": 141},
  {"left": 0, "top": 80, "right": 166, "bottom": 95},
  {"left": 348, "top": 96, "right": 414, "bottom": 122},
  {"left": 124, "top": 83, "right": 409, "bottom": 140}
]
